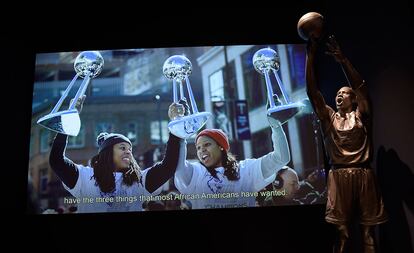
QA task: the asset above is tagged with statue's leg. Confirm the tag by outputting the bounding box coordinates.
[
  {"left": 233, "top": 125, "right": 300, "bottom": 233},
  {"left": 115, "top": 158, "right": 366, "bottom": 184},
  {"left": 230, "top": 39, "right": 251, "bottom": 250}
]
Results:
[
  {"left": 334, "top": 224, "right": 349, "bottom": 253},
  {"left": 361, "top": 225, "right": 376, "bottom": 253}
]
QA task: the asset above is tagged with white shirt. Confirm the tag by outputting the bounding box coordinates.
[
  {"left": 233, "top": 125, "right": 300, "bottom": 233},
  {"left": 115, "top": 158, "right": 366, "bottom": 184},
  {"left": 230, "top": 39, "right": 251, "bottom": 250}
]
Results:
[
  {"left": 63, "top": 165, "right": 162, "bottom": 213},
  {"left": 174, "top": 126, "right": 290, "bottom": 209},
  {"left": 175, "top": 160, "right": 277, "bottom": 209}
]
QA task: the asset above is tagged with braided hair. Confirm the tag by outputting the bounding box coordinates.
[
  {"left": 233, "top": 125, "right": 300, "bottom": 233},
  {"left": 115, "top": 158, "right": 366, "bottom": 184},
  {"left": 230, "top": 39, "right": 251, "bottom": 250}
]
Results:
[{"left": 91, "top": 133, "right": 141, "bottom": 193}]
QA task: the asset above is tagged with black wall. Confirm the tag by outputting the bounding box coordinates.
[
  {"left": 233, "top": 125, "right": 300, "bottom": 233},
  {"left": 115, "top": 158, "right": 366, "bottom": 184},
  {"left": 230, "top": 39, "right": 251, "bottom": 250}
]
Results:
[{"left": 7, "top": 2, "right": 413, "bottom": 252}]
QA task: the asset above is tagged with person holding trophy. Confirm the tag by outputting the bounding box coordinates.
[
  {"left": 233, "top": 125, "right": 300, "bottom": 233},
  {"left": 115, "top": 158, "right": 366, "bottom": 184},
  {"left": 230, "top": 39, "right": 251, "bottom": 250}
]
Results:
[
  {"left": 168, "top": 103, "right": 291, "bottom": 209},
  {"left": 48, "top": 95, "right": 181, "bottom": 213},
  {"left": 39, "top": 51, "right": 182, "bottom": 213},
  {"left": 301, "top": 12, "right": 387, "bottom": 253}
]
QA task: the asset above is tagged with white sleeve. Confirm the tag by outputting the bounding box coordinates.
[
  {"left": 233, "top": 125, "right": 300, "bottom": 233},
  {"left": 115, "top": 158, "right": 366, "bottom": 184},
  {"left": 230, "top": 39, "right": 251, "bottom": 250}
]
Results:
[
  {"left": 240, "top": 158, "right": 276, "bottom": 193},
  {"left": 173, "top": 139, "right": 197, "bottom": 194},
  {"left": 237, "top": 125, "right": 290, "bottom": 191},
  {"left": 260, "top": 124, "right": 291, "bottom": 179},
  {"left": 62, "top": 165, "right": 93, "bottom": 198}
]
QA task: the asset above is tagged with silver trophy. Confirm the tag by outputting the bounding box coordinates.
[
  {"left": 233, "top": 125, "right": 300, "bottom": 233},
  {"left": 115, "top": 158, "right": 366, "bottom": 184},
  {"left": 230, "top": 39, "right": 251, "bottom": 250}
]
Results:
[
  {"left": 37, "top": 51, "right": 104, "bottom": 136},
  {"left": 163, "top": 55, "right": 211, "bottom": 139},
  {"left": 253, "top": 48, "right": 305, "bottom": 127}
]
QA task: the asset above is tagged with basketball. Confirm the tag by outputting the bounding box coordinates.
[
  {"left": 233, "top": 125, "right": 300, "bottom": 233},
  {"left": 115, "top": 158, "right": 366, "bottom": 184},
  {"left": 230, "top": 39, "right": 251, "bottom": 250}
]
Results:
[{"left": 297, "top": 12, "right": 324, "bottom": 41}]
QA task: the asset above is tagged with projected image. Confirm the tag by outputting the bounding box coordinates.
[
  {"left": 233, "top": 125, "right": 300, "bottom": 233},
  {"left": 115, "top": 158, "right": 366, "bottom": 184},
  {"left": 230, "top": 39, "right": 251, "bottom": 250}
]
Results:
[{"left": 28, "top": 45, "right": 326, "bottom": 214}]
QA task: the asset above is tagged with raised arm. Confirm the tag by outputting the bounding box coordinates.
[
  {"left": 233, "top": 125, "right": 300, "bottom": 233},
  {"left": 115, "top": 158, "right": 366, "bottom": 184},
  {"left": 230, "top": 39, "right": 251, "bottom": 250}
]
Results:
[
  {"left": 326, "top": 36, "right": 363, "bottom": 90},
  {"left": 166, "top": 101, "right": 194, "bottom": 190},
  {"left": 325, "top": 35, "right": 370, "bottom": 115},
  {"left": 49, "top": 133, "right": 79, "bottom": 189},
  {"left": 260, "top": 122, "right": 291, "bottom": 179},
  {"left": 174, "top": 139, "right": 194, "bottom": 188},
  {"left": 306, "top": 39, "right": 334, "bottom": 121},
  {"left": 145, "top": 133, "right": 181, "bottom": 193},
  {"left": 48, "top": 95, "right": 86, "bottom": 189}
]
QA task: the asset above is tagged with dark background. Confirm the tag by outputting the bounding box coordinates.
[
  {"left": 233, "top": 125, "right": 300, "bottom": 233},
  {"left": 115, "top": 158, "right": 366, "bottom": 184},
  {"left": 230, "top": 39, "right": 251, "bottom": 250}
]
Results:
[{"left": 6, "top": 1, "right": 413, "bottom": 252}]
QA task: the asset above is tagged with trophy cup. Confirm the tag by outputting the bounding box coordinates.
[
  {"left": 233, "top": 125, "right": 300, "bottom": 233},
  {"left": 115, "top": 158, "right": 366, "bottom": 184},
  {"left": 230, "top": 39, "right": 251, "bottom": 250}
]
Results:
[
  {"left": 253, "top": 48, "right": 305, "bottom": 128},
  {"left": 163, "top": 55, "right": 211, "bottom": 139},
  {"left": 37, "top": 51, "right": 104, "bottom": 136}
]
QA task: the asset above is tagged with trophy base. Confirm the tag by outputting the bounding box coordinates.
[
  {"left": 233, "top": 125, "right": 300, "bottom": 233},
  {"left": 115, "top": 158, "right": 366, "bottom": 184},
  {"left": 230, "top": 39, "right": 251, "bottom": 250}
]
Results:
[
  {"left": 37, "top": 109, "right": 81, "bottom": 136},
  {"left": 267, "top": 101, "right": 305, "bottom": 128},
  {"left": 168, "top": 112, "right": 212, "bottom": 139}
]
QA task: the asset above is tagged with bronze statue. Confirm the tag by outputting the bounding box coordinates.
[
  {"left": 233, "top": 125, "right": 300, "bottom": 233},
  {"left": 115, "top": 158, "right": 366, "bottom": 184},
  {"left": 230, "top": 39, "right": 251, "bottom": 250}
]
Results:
[{"left": 305, "top": 35, "right": 388, "bottom": 253}]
